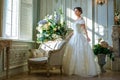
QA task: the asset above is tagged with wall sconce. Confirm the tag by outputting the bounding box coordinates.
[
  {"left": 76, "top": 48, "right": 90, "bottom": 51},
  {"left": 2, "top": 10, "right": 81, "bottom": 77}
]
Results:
[{"left": 97, "top": 0, "right": 105, "bottom": 5}]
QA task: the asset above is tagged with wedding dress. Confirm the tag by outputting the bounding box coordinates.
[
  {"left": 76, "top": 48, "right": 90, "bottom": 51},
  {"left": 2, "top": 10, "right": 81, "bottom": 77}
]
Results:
[{"left": 63, "top": 18, "right": 100, "bottom": 77}]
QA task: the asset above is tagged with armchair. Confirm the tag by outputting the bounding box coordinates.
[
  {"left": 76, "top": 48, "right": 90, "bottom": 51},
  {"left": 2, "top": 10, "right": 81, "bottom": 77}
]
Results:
[
  {"left": 28, "top": 40, "right": 66, "bottom": 76},
  {"left": 28, "top": 29, "right": 72, "bottom": 75}
]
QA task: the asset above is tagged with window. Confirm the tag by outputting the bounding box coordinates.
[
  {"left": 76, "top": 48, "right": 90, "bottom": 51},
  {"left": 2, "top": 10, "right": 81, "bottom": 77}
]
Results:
[
  {"left": 4, "top": 0, "right": 19, "bottom": 39},
  {"left": 3, "top": 0, "right": 33, "bottom": 40}
]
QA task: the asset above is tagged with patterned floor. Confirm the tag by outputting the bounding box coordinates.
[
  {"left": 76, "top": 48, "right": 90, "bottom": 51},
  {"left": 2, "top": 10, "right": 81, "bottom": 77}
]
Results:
[{"left": 1, "top": 70, "right": 120, "bottom": 80}]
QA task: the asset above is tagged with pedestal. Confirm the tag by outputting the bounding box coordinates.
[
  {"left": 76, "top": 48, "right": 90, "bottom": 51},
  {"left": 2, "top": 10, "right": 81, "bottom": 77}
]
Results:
[
  {"left": 112, "top": 25, "right": 120, "bottom": 71},
  {"left": 111, "top": 57, "right": 120, "bottom": 71}
]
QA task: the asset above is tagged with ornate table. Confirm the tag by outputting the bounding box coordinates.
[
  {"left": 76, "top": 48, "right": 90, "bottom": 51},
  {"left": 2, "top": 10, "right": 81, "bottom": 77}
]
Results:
[{"left": 0, "top": 39, "right": 12, "bottom": 79}]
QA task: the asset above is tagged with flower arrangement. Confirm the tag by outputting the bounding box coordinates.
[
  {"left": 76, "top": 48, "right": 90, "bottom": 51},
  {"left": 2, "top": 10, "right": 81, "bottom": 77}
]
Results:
[
  {"left": 93, "top": 38, "right": 114, "bottom": 61},
  {"left": 36, "top": 8, "right": 67, "bottom": 43},
  {"left": 114, "top": 9, "right": 120, "bottom": 25}
]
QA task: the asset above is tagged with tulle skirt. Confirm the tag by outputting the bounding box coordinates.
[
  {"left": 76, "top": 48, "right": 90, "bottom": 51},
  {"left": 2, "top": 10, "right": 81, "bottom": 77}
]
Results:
[{"left": 63, "top": 33, "right": 101, "bottom": 77}]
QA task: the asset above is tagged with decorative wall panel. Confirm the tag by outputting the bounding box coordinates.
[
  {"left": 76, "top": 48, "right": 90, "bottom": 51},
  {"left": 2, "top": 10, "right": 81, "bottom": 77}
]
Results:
[{"left": 4, "top": 45, "right": 29, "bottom": 69}]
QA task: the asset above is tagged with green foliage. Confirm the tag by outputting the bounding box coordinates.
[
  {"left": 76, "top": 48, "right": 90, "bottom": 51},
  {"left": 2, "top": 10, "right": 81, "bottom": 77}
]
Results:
[{"left": 93, "top": 44, "right": 114, "bottom": 61}]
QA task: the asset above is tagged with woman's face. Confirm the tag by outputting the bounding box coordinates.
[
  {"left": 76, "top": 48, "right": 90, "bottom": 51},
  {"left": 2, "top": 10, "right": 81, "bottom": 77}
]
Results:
[{"left": 74, "top": 9, "right": 81, "bottom": 17}]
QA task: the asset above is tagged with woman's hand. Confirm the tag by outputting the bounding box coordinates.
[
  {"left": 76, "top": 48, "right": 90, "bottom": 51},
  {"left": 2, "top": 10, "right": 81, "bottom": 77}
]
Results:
[{"left": 87, "top": 37, "right": 91, "bottom": 42}]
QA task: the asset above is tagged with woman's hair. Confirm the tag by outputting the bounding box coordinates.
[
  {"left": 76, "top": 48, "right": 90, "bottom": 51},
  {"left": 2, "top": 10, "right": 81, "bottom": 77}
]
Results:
[{"left": 74, "top": 7, "right": 83, "bottom": 14}]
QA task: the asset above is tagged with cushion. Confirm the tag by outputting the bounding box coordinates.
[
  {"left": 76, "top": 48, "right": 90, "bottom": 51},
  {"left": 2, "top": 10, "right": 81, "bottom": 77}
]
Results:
[
  {"left": 29, "top": 49, "right": 45, "bottom": 58},
  {"left": 29, "top": 57, "right": 48, "bottom": 62}
]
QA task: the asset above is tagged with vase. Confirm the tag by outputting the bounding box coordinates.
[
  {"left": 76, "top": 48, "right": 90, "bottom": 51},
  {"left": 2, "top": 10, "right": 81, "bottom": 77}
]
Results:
[{"left": 97, "top": 54, "right": 106, "bottom": 73}]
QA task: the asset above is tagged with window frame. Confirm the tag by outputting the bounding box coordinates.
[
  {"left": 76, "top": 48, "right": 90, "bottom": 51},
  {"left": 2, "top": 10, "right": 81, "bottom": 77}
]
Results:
[{"left": 2, "top": 0, "right": 33, "bottom": 41}]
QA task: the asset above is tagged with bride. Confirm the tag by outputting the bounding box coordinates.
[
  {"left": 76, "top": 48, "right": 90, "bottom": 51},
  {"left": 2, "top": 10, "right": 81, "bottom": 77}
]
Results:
[{"left": 63, "top": 7, "right": 100, "bottom": 77}]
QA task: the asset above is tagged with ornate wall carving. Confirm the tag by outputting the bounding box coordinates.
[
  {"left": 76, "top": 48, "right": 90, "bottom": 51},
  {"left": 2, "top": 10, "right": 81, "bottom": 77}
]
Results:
[
  {"left": 112, "top": 26, "right": 120, "bottom": 57},
  {"left": 4, "top": 45, "right": 29, "bottom": 69},
  {"left": 0, "top": 40, "right": 34, "bottom": 78}
]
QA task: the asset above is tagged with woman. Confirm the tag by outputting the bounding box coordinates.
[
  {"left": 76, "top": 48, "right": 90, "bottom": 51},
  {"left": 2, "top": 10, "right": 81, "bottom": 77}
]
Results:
[{"left": 63, "top": 7, "right": 100, "bottom": 77}]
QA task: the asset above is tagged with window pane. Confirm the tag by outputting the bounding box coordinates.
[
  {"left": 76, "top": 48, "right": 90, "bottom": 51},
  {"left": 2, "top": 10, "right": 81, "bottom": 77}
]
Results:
[
  {"left": 13, "top": 0, "right": 17, "bottom": 12},
  {"left": 5, "top": 23, "right": 11, "bottom": 37},
  {"left": 4, "top": 0, "right": 33, "bottom": 40},
  {"left": 7, "top": 0, "right": 12, "bottom": 10},
  {"left": 6, "top": 10, "right": 11, "bottom": 24},
  {"left": 4, "top": 0, "right": 19, "bottom": 39},
  {"left": 20, "top": 0, "right": 33, "bottom": 40},
  {"left": 12, "top": 12, "right": 18, "bottom": 37}
]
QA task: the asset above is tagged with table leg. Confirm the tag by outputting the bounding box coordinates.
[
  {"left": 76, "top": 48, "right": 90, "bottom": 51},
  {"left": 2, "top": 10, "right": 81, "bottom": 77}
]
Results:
[{"left": 6, "top": 47, "right": 10, "bottom": 79}]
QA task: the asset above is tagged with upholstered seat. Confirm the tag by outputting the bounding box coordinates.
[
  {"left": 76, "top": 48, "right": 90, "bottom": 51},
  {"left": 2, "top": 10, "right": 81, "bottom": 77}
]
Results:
[{"left": 28, "top": 57, "right": 47, "bottom": 63}]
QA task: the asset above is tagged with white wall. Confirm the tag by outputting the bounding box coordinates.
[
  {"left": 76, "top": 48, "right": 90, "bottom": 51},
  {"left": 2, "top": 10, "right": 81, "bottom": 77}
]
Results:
[
  {"left": 39, "top": 0, "right": 114, "bottom": 45},
  {"left": 94, "top": 0, "right": 114, "bottom": 45}
]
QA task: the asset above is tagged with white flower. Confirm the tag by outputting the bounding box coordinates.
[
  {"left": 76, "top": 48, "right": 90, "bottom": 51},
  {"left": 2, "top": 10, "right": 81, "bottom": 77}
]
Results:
[
  {"left": 37, "top": 34, "right": 42, "bottom": 38},
  {"left": 48, "top": 15, "right": 53, "bottom": 19},
  {"left": 45, "top": 34, "right": 49, "bottom": 37},
  {"left": 60, "top": 15, "right": 64, "bottom": 25},
  {"left": 38, "top": 24, "right": 43, "bottom": 27},
  {"left": 54, "top": 11, "right": 57, "bottom": 17},
  {"left": 36, "top": 26, "right": 43, "bottom": 33}
]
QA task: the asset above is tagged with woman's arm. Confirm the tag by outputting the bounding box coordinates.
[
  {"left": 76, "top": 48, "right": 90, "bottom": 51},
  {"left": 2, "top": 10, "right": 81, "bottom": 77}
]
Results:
[{"left": 81, "top": 24, "right": 90, "bottom": 42}]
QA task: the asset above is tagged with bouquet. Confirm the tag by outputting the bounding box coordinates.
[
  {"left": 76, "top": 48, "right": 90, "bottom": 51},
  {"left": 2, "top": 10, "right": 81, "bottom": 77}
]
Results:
[
  {"left": 36, "top": 8, "right": 67, "bottom": 43},
  {"left": 114, "top": 9, "right": 120, "bottom": 25}
]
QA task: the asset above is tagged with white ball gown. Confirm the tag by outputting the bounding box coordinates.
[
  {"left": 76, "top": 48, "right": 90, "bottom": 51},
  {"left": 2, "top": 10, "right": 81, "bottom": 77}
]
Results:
[{"left": 63, "top": 18, "right": 100, "bottom": 77}]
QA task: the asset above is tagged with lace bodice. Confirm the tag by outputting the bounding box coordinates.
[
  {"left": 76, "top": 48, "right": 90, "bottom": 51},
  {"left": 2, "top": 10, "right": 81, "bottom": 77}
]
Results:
[{"left": 72, "top": 18, "right": 85, "bottom": 34}]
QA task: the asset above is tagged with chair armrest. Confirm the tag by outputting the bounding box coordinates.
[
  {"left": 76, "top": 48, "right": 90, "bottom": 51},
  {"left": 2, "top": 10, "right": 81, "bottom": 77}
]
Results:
[
  {"left": 48, "top": 49, "right": 61, "bottom": 55},
  {"left": 47, "top": 42, "right": 66, "bottom": 66}
]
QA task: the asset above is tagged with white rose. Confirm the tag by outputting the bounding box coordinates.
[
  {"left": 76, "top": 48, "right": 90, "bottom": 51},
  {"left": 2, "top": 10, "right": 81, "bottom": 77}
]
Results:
[
  {"left": 48, "top": 15, "right": 53, "bottom": 19},
  {"left": 36, "top": 26, "right": 43, "bottom": 33},
  {"left": 37, "top": 34, "right": 42, "bottom": 37},
  {"left": 60, "top": 15, "right": 64, "bottom": 25}
]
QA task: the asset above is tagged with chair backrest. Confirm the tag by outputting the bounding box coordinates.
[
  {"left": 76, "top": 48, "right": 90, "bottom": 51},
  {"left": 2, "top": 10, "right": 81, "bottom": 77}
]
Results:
[
  {"left": 48, "top": 40, "right": 66, "bottom": 66},
  {"left": 39, "top": 41, "right": 58, "bottom": 51},
  {"left": 29, "top": 49, "right": 45, "bottom": 58}
]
